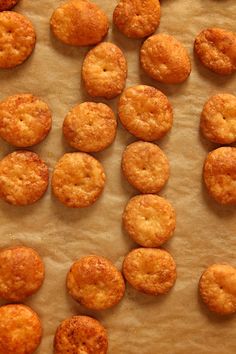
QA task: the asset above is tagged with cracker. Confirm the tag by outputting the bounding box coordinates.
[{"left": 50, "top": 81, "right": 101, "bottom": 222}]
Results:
[
  {"left": 123, "top": 248, "right": 176, "bottom": 295},
  {"left": 200, "top": 93, "right": 236, "bottom": 144},
  {"left": 63, "top": 102, "right": 117, "bottom": 152},
  {"left": 121, "top": 141, "right": 170, "bottom": 193},
  {"left": 82, "top": 42, "right": 127, "bottom": 99},
  {"left": 0, "top": 0, "right": 19, "bottom": 11},
  {"left": 140, "top": 33, "right": 191, "bottom": 84},
  {"left": 0, "top": 94, "right": 52, "bottom": 147},
  {"left": 118, "top": 85, "right": 173, "bottom": 141},
  {"left": 0, "top": 11, "right": 36, "bottom": 69},
  {"left": 113, "top": 0, "right": 160, "bottom": 39},
  {"left": 194, "top": 28, "right": 236, "bottom": 75},
  {"left": 50, "top": 0, "right": 109, "bottom": 46},
  {"left": 54, "top": 315, "right": 108, "bottom": 354},
  {"left": 0, "top": 246, "right": 45, "bottom": 302},
  {"left": 0, "top": 151, "right": 49, "bottom": 206},
  {"left": 203, "top": 147, "right": 236, "bottom": 205},
  {"left": 66, "top": 255, "right": 125, "bottom": 310},
  {"left": 199, "top": 264, "right": 236, "bottom": 315},
  {"left": 123, "top": 194, "right": 176, "bottom": 247},
  {"left": 52, "top": 152, "right": 105, "bottom": 208},
  {"left": 0, "top": 304, "right": 42, "bottom": 354}
]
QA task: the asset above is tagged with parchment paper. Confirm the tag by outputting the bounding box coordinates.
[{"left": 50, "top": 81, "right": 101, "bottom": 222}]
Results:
[{"left": 0, "top": 0, "right": 236, "bottom": 353}]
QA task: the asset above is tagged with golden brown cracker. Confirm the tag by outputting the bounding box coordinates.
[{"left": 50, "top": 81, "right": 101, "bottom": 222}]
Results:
[
  {"left": 0, "top": 151, "right": 49, "bottom": 206},
  {"left": 63, "top": 102, "right": 117, "bottom": 152},
  {"left": 122, "top": 141, "right": 170, "bottom": 193},
  {"left": 82, "top": 42, "right": 127, "bottom": 99},
  {"left": 66, "top": 255, "right": 125, "bottom": 310},
  {"left": 118, "top": 85, "right": 173, "bottom": 141},
  {"left": 0, "top": 0, "right": 19, "bottom": 11},
  {"left": 52, "top": 152, "right": 106, "bottom": 208},
  {"left": 50, "top": 0, "right": 109, "bottom": 46},
  {"left": 140, "top": 33, "right": 191, "bottom": 84}
]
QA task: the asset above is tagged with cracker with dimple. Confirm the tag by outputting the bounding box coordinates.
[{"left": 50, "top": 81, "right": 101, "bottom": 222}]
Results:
[
  {"left": 140, "top": 33, "right": 191, "bottom": 84},
  {"left": 52, "top": 152, "right": 105, "bottom": 208},
  {"left": 0, "top": 11, "right": 36, "bottom": 69},
  {"left": 203, "top": 147, "right": 236, "bottom": 205},
  {"left": 0, "top": 246, "right": 45, "bottom": 302},
  {"left": 82, "top": 42, "right": 127, "bottom": 99},
  {"left": 123, "top": 194, "right": 176, "bottom": 247},
  {"left": 66, "top": 255, "right": 125, "bottom": 310},
  {"left": 113, "top": 0, "right": 160, "bottom": 39},
  {"left": 194, "top": 28, "right": 236, "bottom": 75},
  {"left": 0, "top": 94, "right": 52, "bottom": 147},
  {"left": 122, "top": 141, "right": 169, "bottom": 193},
  {"left": 199, "top": 264, "right": 236, "bottom": 315},
  {"left": 63, "top": 102, "right": 117, "bottom": 152},
  {"left": 0, "top": 151, "right": 49, "bottom": 206},
  {"left": 54, "top": 315, "right": 108, "bottom": 354},
  {"left": 0, "top": 0, "right": 19, "bottom": 11},
  {"left": 0, "top": 304, "right": 42, "bottom": 354},
  {"left": 200, "top": 93, "right": 236, "bottom": 144},
  {"left": 118, "top": 85, "right": 173, "bottom": 141},
  {"left": 123, "top": 248, "right": 176, "bottom": 295},
  {"left": 50, "top": 0, "right": 109, "bottom": 46}
]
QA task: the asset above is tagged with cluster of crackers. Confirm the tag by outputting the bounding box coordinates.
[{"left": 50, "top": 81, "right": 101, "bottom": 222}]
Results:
[{"left": 0, "top": 0, "right": 235, "bottom": 353}]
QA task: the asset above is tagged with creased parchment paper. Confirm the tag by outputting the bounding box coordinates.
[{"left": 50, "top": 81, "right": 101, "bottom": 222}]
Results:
[{"left": 0, "top": 0, "right": 236, "bottom": 353}]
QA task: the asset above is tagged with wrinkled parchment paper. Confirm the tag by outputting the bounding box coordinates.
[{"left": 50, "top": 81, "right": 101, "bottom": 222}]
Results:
[{"left": 0, "top": 0, "right": 236, "bottom": 353}]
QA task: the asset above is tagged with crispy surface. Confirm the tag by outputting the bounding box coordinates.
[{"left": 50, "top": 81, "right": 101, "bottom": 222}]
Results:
[
  {"left": 0, "top": 151, "right": 49, "bottom": 206},
  {"left": 67, "top": 255, "right": 125, "bottom": 310},
  {"left": 54, "top": 315, "right": 108, "bottom": 354},
  {"left": 203, "top": 147, "right": 236, "bottom": 205},
  {"left": 0, "top": 11, "right": 36, "bottom": 69},
  {"left": 123, "top": 248, "right": 176, "bottom": 295},
  {"left": 52, "top": 152, "right": 105, "bottom": 208},
  {"left": 122, "top": 141, "right": 169, "bottom": 193},
  {"left": 140, "top": 33, "right": 191, "bottom": 84},
  {"left": 0, "top": 246, "right": 44, "bottom": 302},
  {"left": 82, "top": 42, "right": 127, "bottom": 99},
  {"left": 199, "top": 264, "right": 236, "bottom": 315},
  {"left": 113, "top": 0, "right": 160, "bottom": 39},
  {"left": 0, "top": 0, "right": 19, "bottom": 11},
  {"left": 50, "top": 0, "right": 109, "bottom": 46},
  {"left": 118, "top": 85, "right": 173, "bottom": 141},
  {"left": 63, "top": 102, "right": 117, "bottom": 152},
  {"left": 194, "top": 28, "right": 236, "bottom": 75},
  {"left": 200, "top": 93, "right": 236, "bottom": 144},
  {"left": 0, "top": 94, "right": 52, "bottom": 147},
  {"left": 0, "top": 304, "right": 42, "bottom": 354},
  {"left": 123, "top": 194, "right": 176, "bottom": 247}
]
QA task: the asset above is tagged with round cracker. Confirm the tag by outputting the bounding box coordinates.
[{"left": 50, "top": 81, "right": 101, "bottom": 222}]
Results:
[
  {"left": 54, "top": 315, "right": 108, "bottom": 354},
  {"left": 82, "top": 42, "right": 127, "bottom": 99},
  {"left": 199, "top": 264, "right": 236, "bottom": 315},
  {"left": 140, "top": 33, "right": 191, "bottom": 84},
  {"left": 52, "top": 152, "right": 105, "bottom": 208},
  {"left": 0, "top": 11, "right": 36, "bottom": 69},
  {"left": 63, "top": 102, "right": 117, "bottom": 152},
  {"left": 66, "top": 255, "right": 125, "bottom": 310},
  {"left": 203, "top": 147, "right": 236, "bottom": 205},
  {"left": 0, "top": 151, "right": 49, "bottom": 206},
  {"left": 118, "top": 85, "right": 173, "bottom": 141},
  {"left": 200, "top": 93, "right": 236, "bottom": 144},
  {"left": 123, "top": 194, "right": 176, "bottom": 247},
  {"left": 113, "top": 0, "right": 161, "bottom": 39},
  {"left": 122, "top": 141, "right": 170, "bottom": 193},
  {"left": 0, "top": 246, "right": 45, "bottom": 302},
  {"left": 50, "top": 0, "right": 109, "bottom": 46},
  {"left": 0, "top": 0, "right": 19, "bottom": 11},
  {"left": 0, "top": 304, "right": 42, "bottom": 354},
  {"left": 123, "top": 248, "right": 176, "bottom": 295},
  {"left": 194, "top": 28, "right": 236, "bottom": 75},
  {"left": 0, "top": 94, "right": 52, "bottom": 147}
]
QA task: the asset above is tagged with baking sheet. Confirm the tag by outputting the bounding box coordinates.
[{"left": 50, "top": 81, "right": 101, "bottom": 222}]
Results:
[{"left": 0, "top": 0, "right": 236, "bottom": 353}]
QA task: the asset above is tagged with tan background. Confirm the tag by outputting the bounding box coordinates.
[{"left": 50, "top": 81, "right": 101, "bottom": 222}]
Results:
[{"left": 0, "top": 0, "right": 236, "bottom": 353}]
